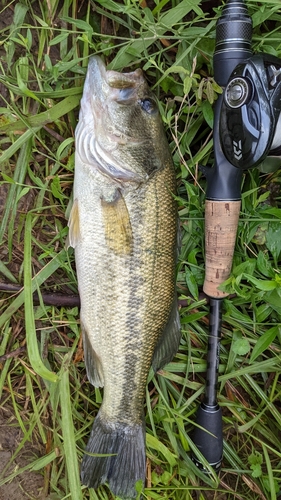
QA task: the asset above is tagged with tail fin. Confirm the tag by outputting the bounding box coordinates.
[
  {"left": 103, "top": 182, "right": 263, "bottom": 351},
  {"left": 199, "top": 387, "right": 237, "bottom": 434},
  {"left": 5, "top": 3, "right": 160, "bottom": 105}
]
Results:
[{"left": 81, "top": 413, "right": 146, "bottom": 499}]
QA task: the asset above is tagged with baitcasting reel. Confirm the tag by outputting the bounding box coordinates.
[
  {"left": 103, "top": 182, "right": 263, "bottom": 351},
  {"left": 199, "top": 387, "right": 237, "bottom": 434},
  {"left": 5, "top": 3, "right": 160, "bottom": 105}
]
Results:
[{"left": 220, "top": 54, "right": 281, "bottom": 170}]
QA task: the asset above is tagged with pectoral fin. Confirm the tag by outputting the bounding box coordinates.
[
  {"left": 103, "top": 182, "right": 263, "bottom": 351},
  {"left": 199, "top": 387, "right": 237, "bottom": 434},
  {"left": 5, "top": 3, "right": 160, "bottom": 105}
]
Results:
[
  {"left": 67, "top": 198, "right": 80, "bottom": 249},
  {"left": 82, "top": 323, "right": 104, "bottom": 387},
  {"left": 152, "top": 293, "right": 181, "bottom": 372},
  {"left": 101, "top": 190, "right": 133, "bottom": 255}
]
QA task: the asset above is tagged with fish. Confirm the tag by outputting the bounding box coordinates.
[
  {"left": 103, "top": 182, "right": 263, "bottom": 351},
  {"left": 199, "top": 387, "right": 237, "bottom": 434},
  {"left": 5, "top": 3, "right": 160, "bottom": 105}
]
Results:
[{"left": 68, "top": 55, "right": 181, "bottom": 500}]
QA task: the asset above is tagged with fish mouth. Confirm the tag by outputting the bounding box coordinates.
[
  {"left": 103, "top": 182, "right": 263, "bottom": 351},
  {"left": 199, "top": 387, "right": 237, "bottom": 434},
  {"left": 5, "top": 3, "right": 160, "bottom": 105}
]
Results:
[
  {"left": 91, "top": 56, "right": 149, "bottom": 150},
  {"left": 76, "top": 56, "right": 150, "bottom": 184},
  {"left": 88, "top": 56, "right": 146, "bottom": 104},
  {"left": 106, "top": 67, "right": 144, "bottom": 90},
  {"left": 89, "top": 55, "right": 144, "bottom": 89}
]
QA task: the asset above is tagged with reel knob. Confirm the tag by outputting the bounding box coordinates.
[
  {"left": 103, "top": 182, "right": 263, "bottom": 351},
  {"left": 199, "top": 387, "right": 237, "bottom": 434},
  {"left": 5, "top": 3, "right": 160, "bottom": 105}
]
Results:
[{"left": 225, "top": 77, "right": 251, "bottom": 108}]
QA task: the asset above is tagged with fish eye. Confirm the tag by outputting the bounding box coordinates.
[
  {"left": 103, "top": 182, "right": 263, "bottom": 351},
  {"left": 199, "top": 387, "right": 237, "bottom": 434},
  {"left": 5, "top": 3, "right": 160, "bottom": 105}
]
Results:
[{"left": 139, "top": 98, "right": 157, "bottom": 114}]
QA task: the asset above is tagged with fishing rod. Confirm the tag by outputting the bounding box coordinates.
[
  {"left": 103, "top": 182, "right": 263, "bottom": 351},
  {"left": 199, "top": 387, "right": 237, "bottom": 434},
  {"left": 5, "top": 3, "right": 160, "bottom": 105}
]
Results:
[{"left": 192, "top": 0, "right": 281, "bottom": 471}]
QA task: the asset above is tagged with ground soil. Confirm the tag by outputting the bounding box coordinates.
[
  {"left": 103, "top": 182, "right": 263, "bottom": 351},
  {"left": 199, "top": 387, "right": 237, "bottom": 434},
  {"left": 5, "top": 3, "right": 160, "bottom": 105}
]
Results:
[{"left": 0, "top": 409, "right": 44, "bottom": 499}]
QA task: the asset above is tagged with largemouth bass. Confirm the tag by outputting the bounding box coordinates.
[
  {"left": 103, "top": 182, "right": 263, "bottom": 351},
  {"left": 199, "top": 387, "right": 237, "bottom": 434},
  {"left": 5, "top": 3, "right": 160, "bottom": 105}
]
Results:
[{"left": 68, "top": 56, "right": 181, "bottom": 500}]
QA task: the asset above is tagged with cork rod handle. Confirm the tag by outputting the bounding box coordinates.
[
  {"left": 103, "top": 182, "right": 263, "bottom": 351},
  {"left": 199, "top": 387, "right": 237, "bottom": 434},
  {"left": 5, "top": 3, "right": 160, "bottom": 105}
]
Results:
[{"left": 203, "top": 200, "right": 241, "bottom": 298}]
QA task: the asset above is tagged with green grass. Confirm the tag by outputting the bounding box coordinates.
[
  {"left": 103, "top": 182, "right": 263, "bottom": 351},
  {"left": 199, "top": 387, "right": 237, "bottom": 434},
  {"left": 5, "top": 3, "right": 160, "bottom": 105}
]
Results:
[{"left": 0, "top": 0, "right": 281, "bottom": 499}]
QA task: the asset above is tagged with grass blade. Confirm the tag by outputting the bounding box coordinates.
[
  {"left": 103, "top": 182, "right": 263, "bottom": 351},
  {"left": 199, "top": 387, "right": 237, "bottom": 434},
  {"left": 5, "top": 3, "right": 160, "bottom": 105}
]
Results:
[
  {"left": 60, "top": 353, "right": 83, "bottom": 500},
  {"left": 0, "top": 248, "right": 67, "bottom": 329},
  {"left": 24, "top": 212, "right": 58, "bottom": 383}
]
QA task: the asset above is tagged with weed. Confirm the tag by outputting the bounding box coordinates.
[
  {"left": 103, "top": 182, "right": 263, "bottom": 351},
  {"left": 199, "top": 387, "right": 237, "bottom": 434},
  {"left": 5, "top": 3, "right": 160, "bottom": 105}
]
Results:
[{"left": 0, "top": 1, "right": 281, "bottom": 499}]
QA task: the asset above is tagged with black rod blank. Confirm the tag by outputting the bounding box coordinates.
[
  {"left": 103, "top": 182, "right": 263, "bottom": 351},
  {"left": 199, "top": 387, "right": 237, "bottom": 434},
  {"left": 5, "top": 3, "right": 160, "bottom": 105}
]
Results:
[
  {"left": 192, "top": 299, "right": 223, "bottom": 472},
  {"left": 205, "top": 298, "right": 222, "bottom": 407}
]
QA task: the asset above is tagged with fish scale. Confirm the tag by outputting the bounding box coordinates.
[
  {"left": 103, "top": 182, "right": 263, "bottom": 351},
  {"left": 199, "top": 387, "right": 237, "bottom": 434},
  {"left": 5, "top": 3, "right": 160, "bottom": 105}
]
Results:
[
  {"left": 68, "top": 56, "right": 181, "bottom": 499},
  {"left": 76, "top": 169, "right": 176, "bottom": 420}
]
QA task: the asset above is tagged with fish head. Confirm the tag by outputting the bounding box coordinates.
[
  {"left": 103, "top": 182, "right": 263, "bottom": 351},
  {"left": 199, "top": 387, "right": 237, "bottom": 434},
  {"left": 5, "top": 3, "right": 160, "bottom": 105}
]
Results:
[{"left": 76, "top": 56, "right": 171, "bottom": 185}]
